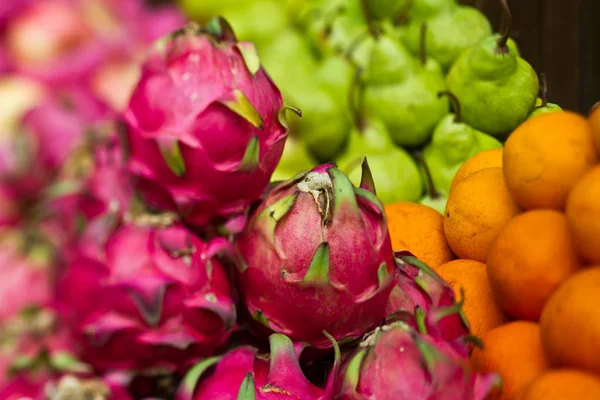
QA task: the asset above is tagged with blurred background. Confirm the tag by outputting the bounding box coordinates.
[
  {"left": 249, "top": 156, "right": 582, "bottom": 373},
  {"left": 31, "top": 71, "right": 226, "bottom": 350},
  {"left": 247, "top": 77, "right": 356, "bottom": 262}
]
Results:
[{"left": 146, "top": 0, "right": 600, "bottom": 113}]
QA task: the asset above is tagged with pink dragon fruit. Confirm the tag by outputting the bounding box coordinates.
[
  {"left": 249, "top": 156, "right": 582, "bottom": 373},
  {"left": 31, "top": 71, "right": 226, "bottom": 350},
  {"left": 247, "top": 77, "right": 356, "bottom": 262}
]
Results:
[
  {"left": 55, "top": 221, "right": 237, "bottom": 373},
  {"left": 0, "top": 244, "right": 51, "bottom": 321},
  {"left": 4, "top": 0, "right": 108, "bottom": 85},
  {"left": 39, "top": 133, "right": 134, "bottom": 254},
  {"left": 336, "top": 321, "right": 501, "bottom": 400},
  {"left": 386, "top": 250, "right": 473, "bottom": 356},
  {"left": 123, "top": 19, "right": 289, "bottom": 229},
  {"left": 0, "top": 299, "right": 96, "bottom": 400},
  {"left": 178, "top": 332, "right": 340, "bottom": 400},
  {"left": 3, "top": 0, "right": 185, "bottom": 88},
  {"left": 234, "top": 160, "right": 396, "bottom": 348}
]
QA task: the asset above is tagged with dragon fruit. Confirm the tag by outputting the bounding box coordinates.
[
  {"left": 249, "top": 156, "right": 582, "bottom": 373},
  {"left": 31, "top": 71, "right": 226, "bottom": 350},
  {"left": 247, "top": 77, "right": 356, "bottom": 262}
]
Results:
[
  {"left": 234, "top": 160, "right": 396, "bottom": 348},
  {"left": 336, "top": 321, "right": 501, "bottom": 400},
  {"left": 55, "top": 220, "right": 237, "bottom": 373},
  {"left": 4, "top": 0, "right": 107, "bottom": 85},
  {"left": 386, "top": 251, "right": 472, "bottom": 356},
  {"left": 123, "top": 19, "right": 289, "bottom": 229},
  {"left": 0, "top": 244, "right": 51, "bottom": 321},
  {"left": 178, "top": 332, "right": 340, "bottom": 400},
  {"left": 3, "top": 0, "right": 185, "bottom": 88}
]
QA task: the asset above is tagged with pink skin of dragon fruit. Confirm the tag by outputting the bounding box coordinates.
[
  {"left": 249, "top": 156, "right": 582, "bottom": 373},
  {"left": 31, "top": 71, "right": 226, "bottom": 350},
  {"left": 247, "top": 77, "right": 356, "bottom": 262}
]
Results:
[
  {"left": 385, "top": 251, "right": 473, "bottom": 356},
  {"left": 336, "top": 321, "right": 501, "bottom": 400},
  {"left": 234, "top": 160, "right": 396, "bottom": 349},
  {"left": 177, "top": 332, "right": 340, "bottom": 400},
  {"left": 0, "top": 245, "right": 51, "bottom": 321},
  {"left": 41, "top": 134, "right": 134, "bottom": 255},
  {"left": 0, "top": 85, "right": 113, "bottom": 231},
  {"left": 4, "top": 0, "right": 109, "bottom": 86},
  {"left": 21, "top": 85, "right": 112, "bottom": 174},
  {"left": 123, "top": 19, "right": 289, "bottom": 228},
  {"left": 55, "top": 222, "right": 237, "bottom": 373}
]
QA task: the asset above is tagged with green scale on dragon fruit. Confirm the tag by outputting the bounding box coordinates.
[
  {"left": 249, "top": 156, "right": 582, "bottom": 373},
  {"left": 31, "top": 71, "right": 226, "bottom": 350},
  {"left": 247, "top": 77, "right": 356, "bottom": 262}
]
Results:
[
  {"left": 336, "top": 321, "right": 502, "bottom": 400},
  {"left": 55, "top": 220, "right": 237, "bottom": 373},
  {"left": 178, "top": 332, "right": 341, "bottom": 400},
  {"left": 234, "top": 161, "right": 396, "bottom": 349},
  {"left": 123, "top": 18, "right": 290, "bottom": 231}
]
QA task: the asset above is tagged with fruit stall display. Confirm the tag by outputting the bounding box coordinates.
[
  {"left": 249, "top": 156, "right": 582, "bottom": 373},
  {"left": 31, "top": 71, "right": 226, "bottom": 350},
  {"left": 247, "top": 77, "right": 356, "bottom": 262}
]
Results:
[{"left": 0, "top": 0, "right": 599, "bottom": 399}]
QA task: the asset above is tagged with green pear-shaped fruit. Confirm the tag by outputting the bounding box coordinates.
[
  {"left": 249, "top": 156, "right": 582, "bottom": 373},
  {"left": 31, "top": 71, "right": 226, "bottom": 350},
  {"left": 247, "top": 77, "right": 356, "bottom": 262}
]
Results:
[
  {"left": 363, "top": 34, "right": 415, "bottom": 85},
  {"left": 408, "top": 0, "right": 457, "bottom": 21},
  {"left": 402, "top": 7, "right": 492, "bottom": 70},
  {"left": 177, "top": 0, "right": 245, "bottom": 21},
  {"left": 314, "top": 54, "right": 355, "bottom": 99},
  {"left": 528, "top": 73, "right": 562, "bottom": 119},
  {"left": 259, "top": 29, "right": 318, "bottom": 106},
  {"left": 271, "top": 137, "right": 317, "bottom": 182},
  {"left": 422, "top": 91, "right": 503, "bottom": 196},
  {"left": 529, "top": 99, "right": 562, "bottom": 119},
  {"left": 364, "top": 35, "right": 448, "bottom": 147},
  {"left": 301, "top": 3, "right": 366, "bottom": 57},
  {"left": 446, "top": 1, "right": 538, "bottom": 137},
  {"left": 337, "top": 119, "right": 424, "bottom": 204},
  {"left": 294, "top": 85, "right": 351, "bottom": 163},
  {"left": 414, "top": 151, "right": 447, "bottom": 214},
  {"left": 220, "top": 0, "right": 289, "bottom": 48},
  {"left": 364, "top": 0, "right": 411, "bottom": 20}
]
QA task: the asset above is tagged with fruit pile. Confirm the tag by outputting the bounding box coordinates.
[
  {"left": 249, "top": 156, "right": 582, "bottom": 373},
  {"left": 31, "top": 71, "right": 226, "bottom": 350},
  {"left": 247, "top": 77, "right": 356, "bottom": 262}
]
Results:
[
  {"left": 0, "top": 1, "right": 508, "bottom": 399},
  {"left": 1, "top": 0, "right": 599, "bottom": 399},
  {"left": 179, "top": 0, "right": 550, "bottom": 211},
  {"left": 385, "top": 108, "right": 600, "bottom": 399}
]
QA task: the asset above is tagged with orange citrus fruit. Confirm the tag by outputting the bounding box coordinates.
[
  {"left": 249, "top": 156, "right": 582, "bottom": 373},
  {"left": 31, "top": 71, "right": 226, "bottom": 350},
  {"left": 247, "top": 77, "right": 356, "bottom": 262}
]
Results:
[
  {"left": 444, "top": 167, "right": 520, "bottom": 262},
  {"left": 565, "top": 165, "right": 600, "bottom": 264},
  {"left": 435, "top": 259, "right": 508, "bottom": 338},
  {"left": 589, "top": 102, "right": 600, "bottom": 154},
  {"left": 540, "top": 267, "right": 600, "bottom": 375},
  {"left": 450, "top": 148, "right": 503, "bottom": 193},
  {"left": 470, "top": 321, "right": 550, "bottom": 400},
  {"left": 486, "top": 210, "right": 580, "bottom": 320},
  {"left": 516, "top": 369, "right": 600, "bottom": 400},
  {"left": 503, "top": 111, "right": 598, "bottom": 210},
  {"left": 384, "top": 202, "right": 454, "bottom": 268}
]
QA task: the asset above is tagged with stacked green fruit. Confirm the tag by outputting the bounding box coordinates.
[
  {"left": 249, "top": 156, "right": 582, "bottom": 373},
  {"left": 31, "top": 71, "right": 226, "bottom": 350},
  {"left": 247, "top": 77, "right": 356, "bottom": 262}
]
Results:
[{"left": 177, "top": 0, "right": 557, "bottom": 211}]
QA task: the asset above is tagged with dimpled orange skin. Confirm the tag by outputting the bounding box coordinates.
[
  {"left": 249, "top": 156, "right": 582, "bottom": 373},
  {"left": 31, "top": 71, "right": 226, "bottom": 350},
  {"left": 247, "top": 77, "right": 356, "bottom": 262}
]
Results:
[
  {"left": 540, "top": 267, "right": 600, "bottom": 375},
  {"left": 450, "top": 149, "right": 503, "bottom": 193},
  {"left": 589, "top": 102, "right": 600, "bottom": 155},
  {"left": 515, "top": 370, "right": 600, "bottom": 400},
  {"left": 443, "top": 167, "right": 521, "bottom": 262},
  {"left": 470, "top": 321, "right": 550, "bottom": 400},
  {"left": 503, "top": 111, "right": 598, "bottom": 210},
  {"left": 486, "top": 210, "right": 580, "bottom": 321},
  {"left": 384, "top": 202, "right": 455, "bottom": 268},
  {"left": 566, "top": 166, "right": 600, "bottom": 264},
  {"left": 435, "top": 259, "right": 508, "bottom": 338}
]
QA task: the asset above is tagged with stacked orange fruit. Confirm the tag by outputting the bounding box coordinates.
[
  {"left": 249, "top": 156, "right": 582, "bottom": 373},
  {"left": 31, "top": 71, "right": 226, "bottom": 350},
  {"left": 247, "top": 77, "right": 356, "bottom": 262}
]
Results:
[{"left": 385, "top": 104, "right": 600, "bottom": 400}]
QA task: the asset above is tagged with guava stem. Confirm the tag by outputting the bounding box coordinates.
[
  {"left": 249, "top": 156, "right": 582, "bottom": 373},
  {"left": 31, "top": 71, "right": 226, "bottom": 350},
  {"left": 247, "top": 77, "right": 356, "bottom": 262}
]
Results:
[
  {"left": 420, "top": 23, "right": 428, "bottom": 66},
  {"left": 359, "top": 0, "right": 381, "bottom": 38},
  {"left": 344, "top": 30, "right": 371, "bottom": 64},
  {"left": 348, "top": 67, "right": 366, "bottom": 131},
  {"left": 538, "top": 72, "right": 548, "bottom": 108},
  {"left": 322, "top": 5, "right": 345, "bottom": 38},
  {"left": 496, "top": 0, "right": 512, "bottom": 52},
  {"left": 437, "top": 91, "right": 462, "bottom": 123},
  {"left": 414, "top": 151, "right": 442, "bottom": 200}
]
